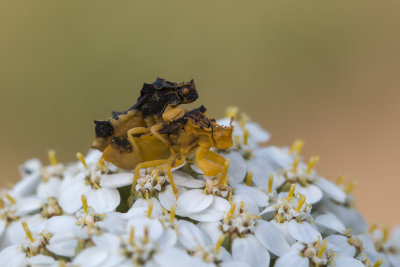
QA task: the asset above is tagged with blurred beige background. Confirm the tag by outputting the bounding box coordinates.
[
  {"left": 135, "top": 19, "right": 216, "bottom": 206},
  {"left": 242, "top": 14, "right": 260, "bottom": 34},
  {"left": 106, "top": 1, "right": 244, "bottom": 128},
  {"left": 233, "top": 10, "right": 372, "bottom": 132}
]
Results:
[{"left": 1, "top": 1, "right": 399, "bottom": 226}]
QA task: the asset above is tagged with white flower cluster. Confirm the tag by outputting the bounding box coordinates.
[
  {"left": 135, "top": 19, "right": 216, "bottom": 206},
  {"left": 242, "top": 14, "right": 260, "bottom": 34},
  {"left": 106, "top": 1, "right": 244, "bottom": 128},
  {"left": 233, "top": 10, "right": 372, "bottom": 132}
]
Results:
[{"left": 0, "top": 110, "right": 399, "bottom": 267}]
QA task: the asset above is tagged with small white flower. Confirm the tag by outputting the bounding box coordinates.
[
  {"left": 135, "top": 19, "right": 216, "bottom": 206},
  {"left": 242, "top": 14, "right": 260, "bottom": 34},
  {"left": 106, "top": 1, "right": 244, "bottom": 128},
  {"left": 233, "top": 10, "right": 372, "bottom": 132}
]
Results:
[
  {"left": 177, "top": 189, "right": 231, "bottom": 222},
  {"left": 59, "top": 171, "right": 120, "bottom": 214},
  {"left": 260, "top": 188, "right": 321, "bottom": 244}
]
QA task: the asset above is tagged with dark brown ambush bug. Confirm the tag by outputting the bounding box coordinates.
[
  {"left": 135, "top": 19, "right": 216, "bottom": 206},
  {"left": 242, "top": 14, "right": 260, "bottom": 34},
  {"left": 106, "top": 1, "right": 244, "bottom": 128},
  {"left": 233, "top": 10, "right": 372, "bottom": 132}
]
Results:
[
  {"left": 92, "top": 77, "right": 198, "bottom": 152},
  {"left": 92, "top": 79, "right": 233, "bottom": 198}
]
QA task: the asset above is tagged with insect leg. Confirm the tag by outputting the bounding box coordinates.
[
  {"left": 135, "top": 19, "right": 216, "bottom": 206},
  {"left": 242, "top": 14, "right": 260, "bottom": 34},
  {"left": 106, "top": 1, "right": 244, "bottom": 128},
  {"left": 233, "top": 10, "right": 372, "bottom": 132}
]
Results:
[
  {"left": 203, "top": 150, "right": 230, "bottom": 185},
  {"left": 127, "top": 127, "right": 150, "bottom": 154},
  {"left": 195, "top": 147, "right": 224, "bottom": 177},
  {"left": 203, "top": 150, "right": 226, "bottom": 166},
  {"left": 130, "top": 159, "right": 170, "bottom": 195},
  {"left": 150, "top": 124, "right": 172, "bottom": 146},
  {"left": 165, "top": 163, "right": 179, "bottom": 200}
]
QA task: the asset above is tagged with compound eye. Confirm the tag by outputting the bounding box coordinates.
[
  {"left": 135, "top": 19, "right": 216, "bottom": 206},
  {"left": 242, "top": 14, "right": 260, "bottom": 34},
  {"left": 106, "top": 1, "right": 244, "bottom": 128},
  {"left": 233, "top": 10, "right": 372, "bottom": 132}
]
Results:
[{"left": 182, "top": 88, "right": 190, "bottom": 95}]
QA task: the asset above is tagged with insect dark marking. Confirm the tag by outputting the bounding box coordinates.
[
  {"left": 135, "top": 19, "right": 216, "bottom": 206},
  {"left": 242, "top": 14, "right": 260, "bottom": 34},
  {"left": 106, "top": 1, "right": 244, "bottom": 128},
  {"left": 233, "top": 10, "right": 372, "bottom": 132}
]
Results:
[
  {"left": 111, "top": 137, "right": 132, "bottom": 153},
  {"left": 94, "top": 120, "right": 114, "bottom": 138}
]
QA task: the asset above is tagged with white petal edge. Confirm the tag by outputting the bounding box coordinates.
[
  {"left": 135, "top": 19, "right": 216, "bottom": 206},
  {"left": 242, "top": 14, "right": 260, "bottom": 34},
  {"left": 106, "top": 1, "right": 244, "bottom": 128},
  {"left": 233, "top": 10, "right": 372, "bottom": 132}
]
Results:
[{"left": 254, "top": 220, "right": 290, "bottom": 256}]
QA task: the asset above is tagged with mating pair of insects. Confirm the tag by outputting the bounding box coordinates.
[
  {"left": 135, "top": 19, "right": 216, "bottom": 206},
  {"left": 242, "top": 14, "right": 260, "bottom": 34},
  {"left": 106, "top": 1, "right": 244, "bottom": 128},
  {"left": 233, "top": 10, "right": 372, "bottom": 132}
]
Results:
[{"left": 92, "top": 78, "right": 234, "bottom": 198}]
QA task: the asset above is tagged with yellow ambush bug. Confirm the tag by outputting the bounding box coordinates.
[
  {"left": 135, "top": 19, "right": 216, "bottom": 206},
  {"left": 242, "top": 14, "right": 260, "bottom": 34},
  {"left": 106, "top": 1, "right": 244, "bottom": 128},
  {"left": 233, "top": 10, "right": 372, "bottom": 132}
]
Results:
[{"left": 92, "top": 79, "right": 233, "bottom": 200}]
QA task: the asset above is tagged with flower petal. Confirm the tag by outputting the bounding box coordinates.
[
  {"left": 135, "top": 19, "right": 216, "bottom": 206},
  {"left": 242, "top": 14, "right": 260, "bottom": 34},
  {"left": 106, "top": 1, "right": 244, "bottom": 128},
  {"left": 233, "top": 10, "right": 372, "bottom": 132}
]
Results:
[
  {"left": 254, "top": 220, "right": 290, "bottom": 256},
  {"left": 153, "top": 247, "right": 211, "bottom": 267},
  {"left": 287, "top": 221, "right": 321, "bottom": 244},
  {"left": 87, "top": 188, "right": 120, "bottom": 213},
  {"left": 97, "top": 212, "right": 126, "bottom": 235},
  {"left": 37, "top": 177, "right": 61, "bottom": 198},
  {"left": 125, "top": 198, "right": 163, "bottom": 218},
  {"left": 7, "top": 215, "right": 43, "bottom": 245},
  {"left": 172, "top": 171, "right": 205, "bottom": 188},
  {"left": 92, "top": 233, "right": 121, "bottom": 251},
  {"left": 177, "top": 220, "right": 210, "bottom": 249},
  {"left": 198, "top": 222, "right": 223, "bottom": 244},
  {"left": 187, "top": 196, "right": 231, "bottom": 222},
  {"left": 26, "top": 254, "right": 55, "bottom": 265},
  {"left": 275, "top": 249, "right": 309, "bottom": 267},
  {"left": 232, "top": 194, "right": 259, "bottom": 215},
  {"left": 58, "top": 179, "right": 90, "bottom": 214},
  {"left": 316, "top": 178, "right": 346, "bottom": 204},
  {"left": 177, "top": 189, "right": 213, "bottom": 214},
  {"left": 253, "top": 146, "right": 293, "bottom": 171},
  {"left": 158, "top": 228, "right": 178, "bottom": 247},
  {"left": 270, "top": 221, "right": 296, "bottom": 244},
  {"left": 245, "top": 122, "right": 271, "bottom": 143},
  {"left": 73, "top": 247, "right": 109, "bottom": 267},
  {"left": 126, "top": 217, "right": 163, "bottom": 242},
  {"left": 45, "top": 216, "right": 76, "bottom": 233},
  {"left": 11, "top": 173, "right": 41, "bottom": 198},
  {"left": 246, "top": 160, "right": 270, "bottom": 188},
  {"left": 315, "top": 213, "right": 346, "bottom": 234},
  {"left": 15, "top": 197, "right": 43, "bottom": 216},
  {"left": 0, "top": 245, "right": 25, "bottom": 266},
  {"left": 225, "top": 151, "right": 247, "bottom": 185},
  {"left": 295, "top": 184, "right": 322, "bottom": 205},
  {"left": 47, "top": 232, "right": 79, "bottom": 257},
  {"left": 158, "top": 185, "right": 187, "bottom": 214},
  {"left": 234, "top": 184, "right": 269, "bottom": 207},
  {"left": 232, "top": 235, "right": 270, "bottom": 267},
  {"left": 100, "top": 172, "right": 133, "bottom": 188},
  {"left": 334, "top": 254, "right": 364, "bottom": 267},
  {"left": 325, "top": 235, "right": 356, "bottom": 257},
  {"left": 220, "top": 261, "right": 251, "bottom": 267}
]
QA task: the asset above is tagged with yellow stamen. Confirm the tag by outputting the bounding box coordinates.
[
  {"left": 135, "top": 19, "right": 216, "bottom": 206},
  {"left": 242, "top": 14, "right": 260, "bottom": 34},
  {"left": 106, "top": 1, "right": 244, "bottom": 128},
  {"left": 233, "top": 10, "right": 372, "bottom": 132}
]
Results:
[
  {"left": 215, "top": 235, "right": 225, "bottom": 253},
  {"left": 234, "top": 136, "right": 240, "bottom": 147},
  {"left": 129, "top": 226, "right": 135, "bottom": 245},
  {"left": 154, "top": 169, "right": 161, "bottom": 183},
  {"left": 76, "top": 152, "right": 88, "bottom": 169},
  {"left": 226, "top": 106, "right": 239, "bottom": 119},
  {"left": 5, "top": 194, "right": 16, "bottom": 205},
  {"left": 21, "top": 221, "right": 35, "bottom": 243},
  {"left": 306, "top": 155, "right": 320, "bottom": 174},
  {"left": 81, "top": 194, "right": 88, "bottom": 213},
  {"left": 288, "top": 184, "right": 296, "bottom": 200},
  {"left": 220, "top": 159, "right": 230, "bottom": 186},
  {"left": 170, "top": 205, "right": 176, "bottom": 223},
  {"left": 292, "top": 157, "right": 300, "bottom": 174},
  {"left": 369, "top": 223, "right": 378, "bottom": 234},
  {"left": 48, "top": 150, "right": 57, "bottom": 167},
  {"left": 345, "top": 228, "right": 352, "bottom": 236},
  {"left": 147, "top": 199, "right": 154, "bottom": 218},
  {"left": 317, "top": 240, "right": 328, "bottom": 258},
  {"left": 58, "top": 261, "right": 66, "bottom": 267},
  {"left": 97, "top": 158, "right": 107, "bottom": 171},
  {"left": 344, "top": 181, "right": 356, "bottom": 194},
  {"left": 204, "top": 182, "right": 209, "bottom": 194},
  {"left": 373, "top": 258, "right": 384, "bottom": 267},
  {"left": 336, "top": 173, "right": 345, "bottom": 185},
  {"left": 289, "top": 139, "right": 304, "bottom": 155},
  {"left": 145, "top": 190, "right": 149, "bottom": 200},
  {"left": 243, "top": 129, "right": 249, "bottom": 146},
  {"left": 228, "top": 191, "right": 232, "bottom": 203},
  {"left": 224, "top": 202, "right": 237, "bottom": 222},
  {"left": 240, "top": 201, "right": 245, "bottom": 210},
  {"left": 268, "top": 174, "right": 273, "bottom": 193},
  {"left": 296, "top": 195, "right": 306, "bottom": 212},
  {"left": 240, "top": 113, "right": 250, "bottom": 128},
  {"left": 144, "top": 226, "right": 149, "bottom": 244},
  {"left": 245, "top": 171, "right": 253, "bottom": 186},
  {"left": 383, "top": 226, "right": 389, "bottom": 243},
  {"left": 277, "top": 213, "right": 282, "bottom": 223}
]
